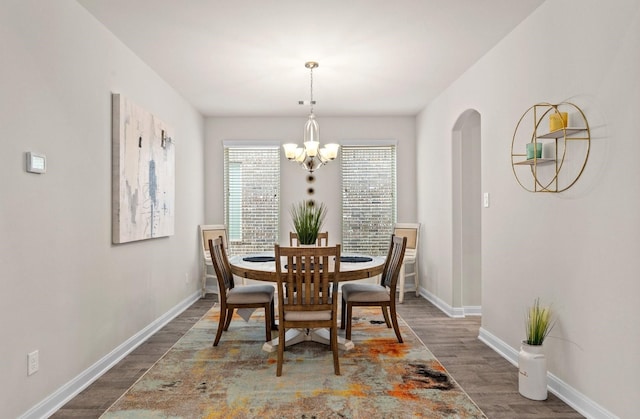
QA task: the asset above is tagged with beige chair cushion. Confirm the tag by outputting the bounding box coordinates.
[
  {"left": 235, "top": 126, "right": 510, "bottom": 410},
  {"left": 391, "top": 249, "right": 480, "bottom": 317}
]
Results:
[
  {"left": 226, "top": 285, "right": 274, "bottom": 304},
  {"left": 341, "top": 283, "right": 390, "bottom": 303},
  {"left": 284, "top": 310, "right": 332, "bottom": 321}
]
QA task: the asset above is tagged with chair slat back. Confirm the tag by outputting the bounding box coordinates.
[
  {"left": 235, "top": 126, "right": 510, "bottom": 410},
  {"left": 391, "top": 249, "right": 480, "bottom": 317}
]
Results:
[
  {"left": 380, "top": 235, "right": 407, "bottom": 290},
  {"left": 208, "top": 237, "right": 235, "bottom": 296},
  {"left": 316, "top": 232, "right": 329, "bottom": 246},
  {"left": 289, "top": 232, "right": 329, "bottom": 247},
  {"left": 275, "top": 245, "right": 340, "bottom": 312}
]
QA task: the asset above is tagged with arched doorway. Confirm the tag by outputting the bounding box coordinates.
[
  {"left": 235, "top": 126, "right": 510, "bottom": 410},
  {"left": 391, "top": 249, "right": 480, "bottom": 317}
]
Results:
[{"left": 452, "top": 110, "right": 482, "bottom": 315}]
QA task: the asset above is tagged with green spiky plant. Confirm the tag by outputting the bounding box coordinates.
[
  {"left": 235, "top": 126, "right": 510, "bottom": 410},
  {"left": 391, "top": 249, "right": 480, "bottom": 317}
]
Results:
[
  {"left": 525, "top": 298, "right": 555, "bottom": 345},
  {"left": 290, "top": 200, "right": 327, "bottom": 245}
]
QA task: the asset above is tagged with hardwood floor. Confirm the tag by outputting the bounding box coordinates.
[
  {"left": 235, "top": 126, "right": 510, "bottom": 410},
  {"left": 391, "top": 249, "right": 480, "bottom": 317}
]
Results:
[
  {"left": 52, "top": 294, "right": 583, "bottom": 418},
  {"left": 396, "top": 295, "right": 583, "bottom": 419}
]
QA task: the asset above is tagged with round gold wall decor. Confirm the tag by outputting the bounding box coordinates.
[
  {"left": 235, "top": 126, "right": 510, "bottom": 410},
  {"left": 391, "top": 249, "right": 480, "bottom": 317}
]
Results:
[{"left": 511, "top": 102, "right": 590, "bottom": 193}]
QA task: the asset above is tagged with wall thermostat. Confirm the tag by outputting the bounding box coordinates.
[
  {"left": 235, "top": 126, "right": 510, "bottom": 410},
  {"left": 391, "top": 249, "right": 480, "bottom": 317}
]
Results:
[{"left": 26, "top": 152, "right": 46, "bottom": 174}]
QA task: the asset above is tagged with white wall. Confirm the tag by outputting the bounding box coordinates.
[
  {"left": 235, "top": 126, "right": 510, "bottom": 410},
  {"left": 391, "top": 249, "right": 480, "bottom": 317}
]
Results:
[
  {"left": 416, "top": 0, "right": 640, "bottom": 417},
  {"left": 204, "top": 116, "right": 416, "bottom": 249},
  {"left": 0, "top": 1, "right": 205, "bottom": 417}
]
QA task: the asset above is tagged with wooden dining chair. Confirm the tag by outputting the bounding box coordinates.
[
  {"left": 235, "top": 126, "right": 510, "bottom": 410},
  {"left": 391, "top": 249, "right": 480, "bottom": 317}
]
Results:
[
  {"left": 289, "top": 231, "right": 329, "bottom": 246},
  {"left": 274, "top": 244, "right": 341, "bottom": 376},
  {"left": 316, "top": 231, "right": 329, "bottom": 246},
  {"left": 199, "top": 224, "right": 228, "bottom": 297},
  {"left": 208, "top": 237, "right": 275, "bottom": 346},
  {"left": 393, "top": 223, "right": 420, "bottom": 303},
  {"left": 340, "top": 235, "right": 407, "bottom": 343}
]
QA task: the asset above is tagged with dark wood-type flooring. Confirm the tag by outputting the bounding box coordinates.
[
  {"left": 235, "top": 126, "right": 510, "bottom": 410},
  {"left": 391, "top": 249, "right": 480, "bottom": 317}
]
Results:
[{"left": 52, "top": 294, "right": 583, "bottom": 418}]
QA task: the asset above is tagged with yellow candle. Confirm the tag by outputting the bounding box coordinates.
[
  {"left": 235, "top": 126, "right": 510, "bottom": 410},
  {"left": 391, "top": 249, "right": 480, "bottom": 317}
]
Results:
[{"left": 549, "top": 112, "right": 568, "bottom": 132}]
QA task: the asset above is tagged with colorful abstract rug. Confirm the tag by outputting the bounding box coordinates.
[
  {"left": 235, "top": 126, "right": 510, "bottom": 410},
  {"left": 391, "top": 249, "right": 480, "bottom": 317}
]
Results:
[{"left": 102, "top": 304, "right": 485, "bottom": 418}]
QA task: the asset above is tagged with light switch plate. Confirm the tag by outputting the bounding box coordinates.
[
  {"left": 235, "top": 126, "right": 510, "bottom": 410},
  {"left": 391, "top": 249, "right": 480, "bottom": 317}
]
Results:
[
  {"left": 26, "top": 152, "right": 46, "bottom": 174},
  {"left": 28, "top": 350, "right": 39, "bottom": 376}
]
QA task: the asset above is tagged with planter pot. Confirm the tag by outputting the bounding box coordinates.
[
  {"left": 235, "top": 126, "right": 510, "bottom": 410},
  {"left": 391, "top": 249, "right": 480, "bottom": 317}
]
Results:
[{"left": 518, "top": 341, "right": 548, "bottom": 400}]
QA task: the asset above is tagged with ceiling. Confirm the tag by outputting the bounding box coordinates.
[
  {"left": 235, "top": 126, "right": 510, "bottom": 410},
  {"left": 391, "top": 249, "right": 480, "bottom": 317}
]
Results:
[{"left": 77, "top": 0, "right": 544, "bottom": 117}]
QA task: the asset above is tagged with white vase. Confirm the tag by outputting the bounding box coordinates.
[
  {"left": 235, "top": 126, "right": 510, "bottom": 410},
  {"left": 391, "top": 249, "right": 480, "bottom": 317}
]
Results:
[{"left": 518, "top": 341, "right": 548, "bottom": 400}]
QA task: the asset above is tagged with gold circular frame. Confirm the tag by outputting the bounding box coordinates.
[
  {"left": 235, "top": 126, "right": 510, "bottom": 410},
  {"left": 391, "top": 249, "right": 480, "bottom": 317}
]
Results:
[{"left": 511, "top": 102, "right": 590, "bottom": 193}]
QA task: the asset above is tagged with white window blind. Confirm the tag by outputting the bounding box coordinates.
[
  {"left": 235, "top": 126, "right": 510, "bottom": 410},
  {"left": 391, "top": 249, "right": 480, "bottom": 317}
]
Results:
[
  {"left": 341, "top": 145, "right": 397, "bottom": 256},
  {"left": 224, "top": 146, "right": 280, "bottom": 255}
]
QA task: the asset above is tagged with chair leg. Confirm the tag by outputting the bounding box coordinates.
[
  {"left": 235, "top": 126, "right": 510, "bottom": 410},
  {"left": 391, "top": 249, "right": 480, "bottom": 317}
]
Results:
[
  {"left": 414, "top": 262, "right": 420, "bottom": 296},
  {"left": 398, "top": 263, "right": 406, "bottom": 303},
  {"left": 276, "top": 323, "right": 285, "bottom": 376},
  {"left": 213, "top": 305, "right": 227, "bottom": 346},
  {"left": 389, "top": 304, "right": 403, "bottom": 343},
  {"left": 331, "top": 323, "right": 340, "bottom": 375},
  {"left": 381, "top": 305, "right": 392, "bottom": 328},
  {"left": 223, "top": 308, "right": 234, "bottom": 330},
  {"left": 340, "top": 297, "right": 346, "bottom": 329},
  {"left": 345, "top": 303, "right": 353, "bottom": 340},
  {"left": 264, "top": 302, "right": 272, "bottom": 342},
  {"left": 269, "top": 299, "right": 276, "bottom": 330}
]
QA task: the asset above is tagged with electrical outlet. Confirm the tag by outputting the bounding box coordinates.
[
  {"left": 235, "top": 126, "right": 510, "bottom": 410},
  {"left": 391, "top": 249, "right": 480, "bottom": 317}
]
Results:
[
  {"left": 483, "top": 192, "right": 490, "bottom": 208},
  {"left": 28, "top": 350, "right": 39, "bottom": 376}
]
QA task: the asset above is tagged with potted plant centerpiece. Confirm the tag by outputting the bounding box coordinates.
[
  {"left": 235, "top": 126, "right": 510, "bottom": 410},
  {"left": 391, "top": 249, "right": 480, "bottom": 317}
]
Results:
[
  {"left": 518, "top": 298, "right": 555, "bottom": 400},
  {"left": 290, "top": 200, "right": 327, "bottom": 245}
]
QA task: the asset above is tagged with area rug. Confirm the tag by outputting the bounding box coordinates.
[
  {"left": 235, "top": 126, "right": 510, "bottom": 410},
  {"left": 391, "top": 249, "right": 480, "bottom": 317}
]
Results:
[{"left": 102, "top": 305, "right": 486, "bottom": 418}]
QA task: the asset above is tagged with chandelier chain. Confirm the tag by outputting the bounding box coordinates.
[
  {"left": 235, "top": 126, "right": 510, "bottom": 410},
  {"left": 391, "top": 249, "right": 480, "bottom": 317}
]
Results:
[{"left": 309, "top": 65, "right": 314, "bottom": 114}]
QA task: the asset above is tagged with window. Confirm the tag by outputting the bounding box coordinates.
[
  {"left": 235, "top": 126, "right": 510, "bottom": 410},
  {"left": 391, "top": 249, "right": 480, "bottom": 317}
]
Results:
[
  {"left": 224, "top": 144, "right": 280, "bottom": 255},
  {"left": 341, "top": 144, "right": 397, "bottom": 256}
]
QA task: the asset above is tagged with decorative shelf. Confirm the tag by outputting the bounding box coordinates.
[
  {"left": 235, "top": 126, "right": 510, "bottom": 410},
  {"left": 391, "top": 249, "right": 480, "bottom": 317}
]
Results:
[
  {"left": 537, "top": 127, "right": 587, "bottom": 139},
  {"left": 513, "top": 158, "right": 555, "bottom": 166},
  {"left": 511, "top": 102, "right": 591, "bottom": 193}
]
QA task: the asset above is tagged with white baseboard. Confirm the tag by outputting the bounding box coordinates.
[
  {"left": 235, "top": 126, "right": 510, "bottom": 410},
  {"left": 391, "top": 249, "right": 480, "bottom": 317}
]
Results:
[
  {"left": 419, "top": 288, "right": 480, "bottom": 318},
  {"left": 478, "top": 327, "right": 619, "bottom": 419},
  {"left": 19, "top": 291, "right": 202, "bottom": 419},
  {"left": 462, "top": 305, "right": 482, "bottom": 316}
]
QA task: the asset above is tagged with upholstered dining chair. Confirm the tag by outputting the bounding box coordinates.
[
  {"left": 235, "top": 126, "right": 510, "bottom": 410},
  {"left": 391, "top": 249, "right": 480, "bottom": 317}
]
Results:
[
  {"left": 340, "top": 235, "right": 407, "bottom": 343},
  {"left": 208, "top": 237, "right": 275, "bottom": 346},
  {"left": 199, "top": 224, "right": 229, "bottom": 297},
  {"left": 393, "top": 223, "right": 421, "bottom": 303},
  {"left": 274, "top": 244, "right": 341, "bottom": 376},
  {"left": 289, "top": 231, "right": 329, "bottom": 246}
]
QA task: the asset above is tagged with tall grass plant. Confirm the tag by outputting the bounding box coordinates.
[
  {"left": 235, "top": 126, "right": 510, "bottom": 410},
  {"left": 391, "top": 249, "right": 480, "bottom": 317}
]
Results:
[
  {"left": 525, "top": 298, "right": 555, "bottom": 345},
  {"left": 290, "top": 200, "right": 327, "bottom": 245}
]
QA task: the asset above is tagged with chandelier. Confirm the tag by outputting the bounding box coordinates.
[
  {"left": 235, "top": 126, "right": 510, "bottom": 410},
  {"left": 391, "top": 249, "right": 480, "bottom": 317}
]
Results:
[{"left": 282, "top": 61, "right": 339, "bottom": 173}]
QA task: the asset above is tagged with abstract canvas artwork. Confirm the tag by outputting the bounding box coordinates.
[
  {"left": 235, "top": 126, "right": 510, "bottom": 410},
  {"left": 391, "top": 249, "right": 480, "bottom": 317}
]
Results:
[{"left": 112, "top": 93, "right": 175, "bottom": 244}]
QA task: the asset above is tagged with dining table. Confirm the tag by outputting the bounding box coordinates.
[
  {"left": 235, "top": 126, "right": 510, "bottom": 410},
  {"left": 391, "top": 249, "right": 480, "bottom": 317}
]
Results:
[{"left": 228, "top": 252, "right": 386, "bottom": 353}]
